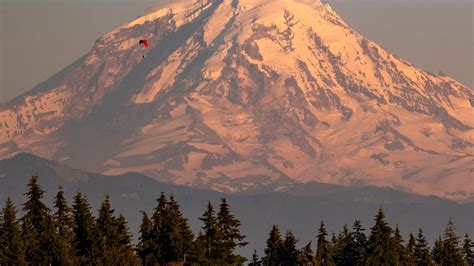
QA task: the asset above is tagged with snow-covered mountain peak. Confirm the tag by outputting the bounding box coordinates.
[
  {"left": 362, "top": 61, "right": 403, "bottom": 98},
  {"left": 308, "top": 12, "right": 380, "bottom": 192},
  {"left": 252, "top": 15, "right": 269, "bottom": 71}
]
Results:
[{"left": 1, "top": 0, "right": 473, "bottom": 202}]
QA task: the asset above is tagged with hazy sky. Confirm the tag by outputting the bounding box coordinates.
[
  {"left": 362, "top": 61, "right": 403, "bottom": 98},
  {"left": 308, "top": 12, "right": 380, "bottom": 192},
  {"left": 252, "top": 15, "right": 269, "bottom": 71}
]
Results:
[{"left": 0, "top": 0, "right": 472, "bottom": 103}]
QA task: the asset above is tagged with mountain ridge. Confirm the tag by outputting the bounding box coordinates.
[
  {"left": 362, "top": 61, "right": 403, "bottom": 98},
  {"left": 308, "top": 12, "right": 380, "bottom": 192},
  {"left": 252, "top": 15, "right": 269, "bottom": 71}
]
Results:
[
  {"left": 0, "top": 0, "right": 472, "bottom": 201},
  {"left": 3, "top": 152, "right": 458, "bottom": 203}
]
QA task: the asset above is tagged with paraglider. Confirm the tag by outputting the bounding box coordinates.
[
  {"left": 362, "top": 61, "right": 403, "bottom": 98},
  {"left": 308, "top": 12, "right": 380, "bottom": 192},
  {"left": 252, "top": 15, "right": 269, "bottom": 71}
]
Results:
[
  {"left": 139, "top": 39, "right": 149, "bottom": 48},
  {"left": 139, "top": 39, "right": 149, "bottom": 58}
]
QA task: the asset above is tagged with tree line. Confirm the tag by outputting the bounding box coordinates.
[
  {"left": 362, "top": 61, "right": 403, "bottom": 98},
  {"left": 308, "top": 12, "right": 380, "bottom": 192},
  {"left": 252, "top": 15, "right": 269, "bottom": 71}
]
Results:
[{"left": 0, "top": 175, "right": 472, "bottom": 265}]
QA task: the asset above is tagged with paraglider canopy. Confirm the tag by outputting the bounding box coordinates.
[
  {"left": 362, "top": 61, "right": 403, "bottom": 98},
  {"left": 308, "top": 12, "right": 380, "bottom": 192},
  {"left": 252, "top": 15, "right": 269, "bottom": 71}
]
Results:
[{"left": 139, "top": 39, "right": 149, "bottom": 48}]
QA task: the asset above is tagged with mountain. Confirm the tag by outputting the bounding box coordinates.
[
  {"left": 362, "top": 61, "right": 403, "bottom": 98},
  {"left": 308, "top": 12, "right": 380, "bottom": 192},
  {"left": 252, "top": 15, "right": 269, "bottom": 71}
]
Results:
[
  {"left": 1, "top": 153, "right": 473, "bottom": 257},
  {"left": 0, "top": 0, "right": 473, "bottom": 201}
]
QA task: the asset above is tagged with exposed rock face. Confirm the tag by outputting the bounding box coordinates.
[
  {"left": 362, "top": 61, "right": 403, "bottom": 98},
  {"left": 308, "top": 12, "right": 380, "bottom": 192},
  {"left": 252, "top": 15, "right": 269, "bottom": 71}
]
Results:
[{"left": 1, "top": 0, "right": 473, "bottom": 201}]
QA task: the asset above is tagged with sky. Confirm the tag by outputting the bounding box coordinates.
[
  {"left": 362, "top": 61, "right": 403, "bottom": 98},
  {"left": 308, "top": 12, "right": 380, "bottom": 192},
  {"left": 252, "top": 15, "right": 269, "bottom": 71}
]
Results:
[{"left": 0, "top": 0, "right": 472, "bottom": 103}]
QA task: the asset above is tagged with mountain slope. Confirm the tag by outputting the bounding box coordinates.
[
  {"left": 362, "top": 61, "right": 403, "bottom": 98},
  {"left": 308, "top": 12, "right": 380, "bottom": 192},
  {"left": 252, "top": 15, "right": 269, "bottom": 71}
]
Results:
[
  {"left": 0, "top": 0, "right": 473, "bottom": 201},
  {"left": 1, "top": 153, "right": 473, "bottom": 257}
]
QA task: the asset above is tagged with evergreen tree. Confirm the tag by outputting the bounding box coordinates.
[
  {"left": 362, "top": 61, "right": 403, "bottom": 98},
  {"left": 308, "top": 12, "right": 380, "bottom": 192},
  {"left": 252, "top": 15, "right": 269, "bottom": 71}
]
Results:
[
  {"left": 440, "top": 219, "right": 464, "bottom": 265},
  {"left": 95, "top": 195, "right": 117, "bottom": 264},
  {"left": 407, "top": 233, "right": 416, "bottom": 258},
  {"left": 152, "top": 192, "right": 167, "bottom": 229},
  {"left": 72, "top": 191, "right": 96, "bottom": 263},
  {"left": 174, "top": 197, "right": 194, "bottom": 264},
  {"left": 249, "top": 249, "right": 262, "bottom": 266},
  {"left": 21, "top": 175, "right": 52, "bottom": 264},
  {"left": 333, "top": 224, "right": 356, "bottom": 266},
  {"left": 137, "top": 211, "right": 157, "bottom": 265},
  {"left": 462, "top": 234, "right": 473, "bottom": 266},
  {"left": 144, "top": 192, "right": 194, "bottom": 265},
  {"left": 331, "top": 232, "right": 337, "bottom": 247},
  {"left": 161, "top": 195, "right": 194, "bottom": 264},
  {"left": 263, "top": 225, "right": 283, "bottom": 266},
  {"left": 332, "top": 230, "right": 343, "bottom": 265},
  {"left": 53, "top": 187, "right": 75, "bottom": 264},
  {"left": 94, "top": 196, "right": 138, "bottom": 264},
  {"left": 414, "top": 229, "right": 433, "bottom": 266},
  {"left": 114, "top": 214, "right": 140, "bottom": 264},
  {"left": 0, "top": 197, "right": 26, "bottom": 265},
  {"left": 21, "top": 175, "right": 65, "bottom": 265},
  {"left": 150, "top": 192, "right": 167, "bottom": 261},
  {"left": 393, "top": 224, "right": 414, "bottom": 265},
  {"left": 188, "top": 231, "right": 207, "bottom": 264},
  {"left": 281, "top": 230, "right": 298, "bottom": 265},
  {"left": 217, "top": 198, "right": 247, "bottom": 264},
  {"left": 298, "top": 241, "right": 313, "bottom": 266},
  {"left": 432, "top": 237, "right": 443, "bottom": 265},
  {"left": 40, "top": 214, "right": 73, "bottom": 265},
  {"left": 352, "top": 219, "right": 367, "bottom": 265},
  {"left": 198, "top": 201, "right": 221, "bottom": 263},
  {"left": 314, "top": 221, "right": 335, "bottom": 266},
  {"left": 366, "top": 208, "right": 398, "bottom": 265}
]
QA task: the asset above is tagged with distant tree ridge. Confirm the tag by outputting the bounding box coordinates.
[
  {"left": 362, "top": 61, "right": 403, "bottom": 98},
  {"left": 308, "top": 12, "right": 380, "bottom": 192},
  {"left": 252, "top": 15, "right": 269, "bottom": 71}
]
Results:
[{"left": 0, "top": 175, "right": 472, "bottom": 265}]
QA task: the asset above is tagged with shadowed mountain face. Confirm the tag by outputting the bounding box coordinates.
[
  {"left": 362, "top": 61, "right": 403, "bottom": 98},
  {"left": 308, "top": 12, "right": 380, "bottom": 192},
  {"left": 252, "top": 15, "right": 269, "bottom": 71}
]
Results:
[
  {"left": 0, "top": 0, "right": 473, "bottom": 201},
  {"left": 1, "top": 153, "right": 473, "bottom": 257}
]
